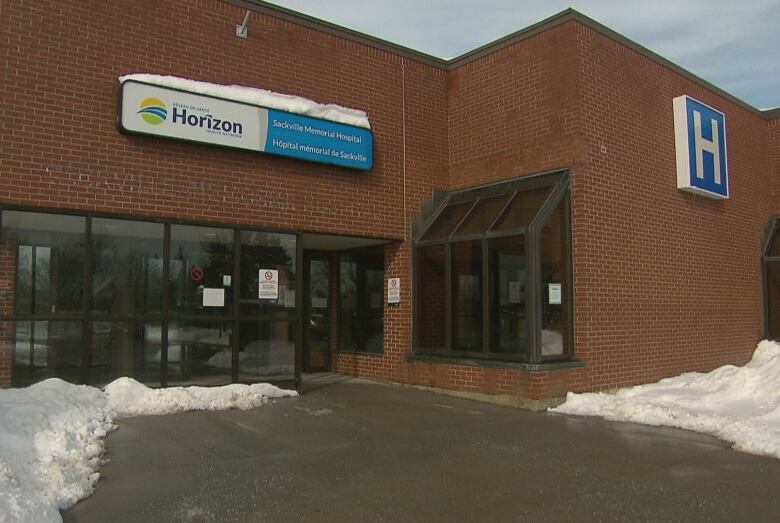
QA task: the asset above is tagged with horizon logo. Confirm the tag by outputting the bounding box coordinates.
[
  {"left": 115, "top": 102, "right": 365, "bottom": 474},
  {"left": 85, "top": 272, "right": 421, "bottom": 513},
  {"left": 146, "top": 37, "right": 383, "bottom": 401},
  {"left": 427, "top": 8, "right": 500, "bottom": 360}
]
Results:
[
  {"left": 137, "top": 97, "right": 167, "bottom": 125},
  {"left": 673, "top": 95, "right": 729, "bottom": 199}
]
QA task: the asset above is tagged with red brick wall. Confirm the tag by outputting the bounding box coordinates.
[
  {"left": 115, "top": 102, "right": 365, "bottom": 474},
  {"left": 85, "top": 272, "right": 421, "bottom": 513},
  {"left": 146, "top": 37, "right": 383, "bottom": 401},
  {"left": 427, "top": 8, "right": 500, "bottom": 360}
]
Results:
[
  {"left": 0, "top": 0, "right": 447, "bottom": 238},
  {"left": 771, "top": 117, "right": 780, "bottom": 209},
  {"left": 570, "top": 24, "right": 772, "bottom": 392},
  {"left": 447, "top": 24, "right": 582, "bottom": 189},
  {"left": 0, "top": 1, "right": 449, "bottom": 387},
  {"left": 1, "top": 3, "right": 776, "bottom": 399}
]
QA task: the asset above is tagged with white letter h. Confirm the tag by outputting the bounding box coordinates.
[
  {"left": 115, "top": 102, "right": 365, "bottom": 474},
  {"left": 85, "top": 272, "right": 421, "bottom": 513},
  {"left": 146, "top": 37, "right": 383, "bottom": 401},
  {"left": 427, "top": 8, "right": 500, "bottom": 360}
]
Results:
[{"left": 693, "top": 110, "right": 721, "bottom": 184}]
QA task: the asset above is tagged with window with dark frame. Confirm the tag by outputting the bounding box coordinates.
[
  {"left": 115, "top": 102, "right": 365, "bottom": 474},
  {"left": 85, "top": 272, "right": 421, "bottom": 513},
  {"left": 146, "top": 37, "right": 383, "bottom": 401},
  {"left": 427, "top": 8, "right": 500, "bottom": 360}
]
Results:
[
  {"left": 764, "top": 220, "right": 780, "bottom": 340},
  {"left": 413, "top": 170, "right": 573, "bottom": 364},
  {"left": 0, "top": 209, "right": 300, "bottom": 388},
  {"left": 338, "top": 247, "right": 384, "bottom": 354}
]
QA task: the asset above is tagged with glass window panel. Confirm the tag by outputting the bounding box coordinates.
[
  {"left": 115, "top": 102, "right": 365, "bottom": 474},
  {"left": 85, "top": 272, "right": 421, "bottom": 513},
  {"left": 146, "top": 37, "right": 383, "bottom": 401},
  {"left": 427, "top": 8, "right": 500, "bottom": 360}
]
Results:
[
  {"left": 365, "top": 266, "right": 384, "bottom": 353},
  {"left": 11, "top": 320, "right": 82, "bottom": 386},
  {"left": 339, "top": 249, "right": 384, "bottom": 352},
  {"left": 87, "top": 321, "right": 161, "bottom": 386},
  {"left": 488, "top": 236, "right": 528, "bottom": 356},
  {"left": 452, "top": 241, "right": 482, "bottom": 352},
  {"left": 769, "top": 229, "right": 780, "bottom": 257},
  {"left": 0, "top": 321, "right": 11, "bottom": 381},
  {"left": 91, "top": 219, "right": 164, "bottom": 315},
  {"left": 306, "top": 257, "right": 330, "bottom": 372},
  {"left": 417, "top": 245, "right": 446, "bottom": 349},
  {"left": 420, "top": 202, "right": 474, "bottom": 241},
  {"left": 453, "top": 196, "right": 509, "bottom": 237},
  {"left": 13, "top": 246, "right": 33, "bottom": 314},
  {"left": 239, "top": 315, "right": 296, "bottom": 381},
  {"left": 339, "top": 257, "right": 358, "bottom": 350},
  {"left": 239, "top": 231, "right": 297, "bottom": 316},
  {"left": 169, "top": 225, "right": 234, "bottom": 316},
  {"left": 767, "top": 261, "right": 780, "bottom": 339},
  {"left": 167, "top": 321, "right": 232, "bottom": 385},
  {"left": 1, "top": 211, "right": 85, "bottom": 315},
  {"left": 539, "top": 198, "right": 570, "bottom": 358},
  {"left": 492, "top": 188, "right": 550, "bottom": 232}
]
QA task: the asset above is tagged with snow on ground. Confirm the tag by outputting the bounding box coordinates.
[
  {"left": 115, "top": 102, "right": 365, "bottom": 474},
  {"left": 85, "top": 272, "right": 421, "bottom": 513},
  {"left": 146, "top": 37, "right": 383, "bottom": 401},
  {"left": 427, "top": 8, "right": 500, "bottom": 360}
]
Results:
[
  {"left": 106, "top": 378, "right": 296, "bottom": 418},
  {"left": 0, "top": 378, "right": 296, "bottom": 523},
  {"left": 552, "top": 340, "right": 780, "bottom": 459},
  {"left": 119, "top": 73, "right": 371, "bottom": 129}
]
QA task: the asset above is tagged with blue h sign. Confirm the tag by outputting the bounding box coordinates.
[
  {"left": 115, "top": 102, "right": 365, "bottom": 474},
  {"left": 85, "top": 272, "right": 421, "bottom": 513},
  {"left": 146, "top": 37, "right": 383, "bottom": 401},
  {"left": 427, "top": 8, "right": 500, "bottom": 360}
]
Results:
[{"left": 673, "top": 95, "right": 729, "bottom": 198}]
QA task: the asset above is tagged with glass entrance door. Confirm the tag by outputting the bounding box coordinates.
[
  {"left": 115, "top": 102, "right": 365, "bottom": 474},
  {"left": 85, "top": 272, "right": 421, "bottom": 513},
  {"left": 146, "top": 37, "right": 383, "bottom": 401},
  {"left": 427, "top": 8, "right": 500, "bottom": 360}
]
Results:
[{"left": 303, "top": 253, "right": 330, "bottom": 372}]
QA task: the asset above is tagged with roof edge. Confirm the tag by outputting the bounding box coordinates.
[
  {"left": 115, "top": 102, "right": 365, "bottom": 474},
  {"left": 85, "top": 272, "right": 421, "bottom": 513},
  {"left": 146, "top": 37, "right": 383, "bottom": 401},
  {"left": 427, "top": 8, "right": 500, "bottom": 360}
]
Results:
[
  {"left": 224, "top": 2, "right": 770, "bottom": 120},
  {"left": 226, "top": 0, "right": 447, "bottom": 67},
  {"left": 561, "top": 11, "right": 767, "bottom": 119}
]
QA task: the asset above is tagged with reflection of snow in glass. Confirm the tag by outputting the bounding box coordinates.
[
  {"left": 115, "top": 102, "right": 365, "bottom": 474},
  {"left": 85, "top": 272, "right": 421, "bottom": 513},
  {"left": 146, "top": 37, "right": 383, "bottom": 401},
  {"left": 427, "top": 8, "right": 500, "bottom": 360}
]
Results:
[
  {"left": 365, "top": 333, "right": 383, "bottom": 353},
  {"left": 13, "top": 342, "right": 48, "bottom": 366},
  {"left": 541, "top": 329, "right": 563, "bottom": 356},
  {"left": 147, "top": 325, "right": 230, "bottom": 362},
  {"left": 207, "top": 339, "right": 295, "bottom": 375}
]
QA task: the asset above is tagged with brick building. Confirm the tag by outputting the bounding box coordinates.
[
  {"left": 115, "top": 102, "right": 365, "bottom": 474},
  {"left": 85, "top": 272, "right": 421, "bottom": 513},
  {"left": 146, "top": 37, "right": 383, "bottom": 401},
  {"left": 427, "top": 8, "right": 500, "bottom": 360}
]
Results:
[{"left": 1, "top": 1, "right": 779, "bottom": 408}]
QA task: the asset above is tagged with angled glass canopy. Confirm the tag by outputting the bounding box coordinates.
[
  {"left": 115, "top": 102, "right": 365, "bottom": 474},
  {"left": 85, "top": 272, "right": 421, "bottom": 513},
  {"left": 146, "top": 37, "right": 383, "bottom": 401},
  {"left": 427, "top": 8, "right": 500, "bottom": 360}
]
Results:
[{"left": 413, "top": 170, "right": 572, "bottom": 364}]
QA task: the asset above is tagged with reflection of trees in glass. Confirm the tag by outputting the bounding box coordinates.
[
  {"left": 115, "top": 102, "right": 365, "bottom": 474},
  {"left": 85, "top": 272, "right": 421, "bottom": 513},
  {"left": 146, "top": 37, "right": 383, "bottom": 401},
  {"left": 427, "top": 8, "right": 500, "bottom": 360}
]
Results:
[
  {"left": 91, "top": 225, "right": 164, "bottom": 314},
  {"left": 240, "top": 233, "right": 295, "bottom": 302},
  {"left": 15, "top": 246, "right": 33, "bottom": 313},
  {"left": 15, "top": 242, "right": 83, "bottom": 315},
  {"left": 169, "top": 227, "right": 234, "bottom": 312}
]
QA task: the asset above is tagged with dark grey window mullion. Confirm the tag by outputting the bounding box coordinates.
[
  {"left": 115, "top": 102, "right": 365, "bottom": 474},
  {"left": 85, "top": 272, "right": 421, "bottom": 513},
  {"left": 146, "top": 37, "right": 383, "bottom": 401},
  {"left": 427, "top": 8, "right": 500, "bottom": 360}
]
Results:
[
  {"left": 762, "top": 217, "right": 779, "bottom": 256},
  {"left": 763, "top": 218, "right": 780, "bottom": 340},
  {"left": 447, "top": 200, "right": 479, "bottom": 240},
  {"left": 487, "top": 191, "right": 518, "bottom": 233},
  {"left": 81, "top": 216, "right": 92, "bottom": 383},
  {"left": 295, "top": 232, "right": 303, "bottom": 387},
  {"left": 232, "top": 228, "right": 241, "bottom": 383},
  {"left": 415, "top": 198, "right": 451, "bottom": 242},
  {"left": 161, "top": 223, "right": 170, "bottom": 387},
  {"left": 482, "top": 238, "right": 489, "bottom": 353},
  {"left": 445, "top": 242, "right": 452, "bottom": 351},
  {"left": 412, "top": 246, "right": 419, "bottom": 351},
  {"left": 527, "top": 223, "right": 541, "bottom": 363},
  {"left": 564, "top": 193, "right": 574, "bottom": 358}
]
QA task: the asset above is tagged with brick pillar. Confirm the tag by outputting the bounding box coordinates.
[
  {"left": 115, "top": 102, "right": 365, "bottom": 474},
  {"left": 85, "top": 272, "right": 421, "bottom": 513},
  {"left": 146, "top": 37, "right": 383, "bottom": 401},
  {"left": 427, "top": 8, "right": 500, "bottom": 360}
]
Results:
[{"left": 0, "top": 229, "right": 16, "bottom": 387}]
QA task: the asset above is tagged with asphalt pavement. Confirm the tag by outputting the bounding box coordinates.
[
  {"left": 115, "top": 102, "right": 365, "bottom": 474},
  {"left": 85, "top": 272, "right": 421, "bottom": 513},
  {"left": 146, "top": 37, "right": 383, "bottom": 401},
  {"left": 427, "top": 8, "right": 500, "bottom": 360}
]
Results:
[{"left": 63, "top": 374, "right": 780, "bottom": 522}]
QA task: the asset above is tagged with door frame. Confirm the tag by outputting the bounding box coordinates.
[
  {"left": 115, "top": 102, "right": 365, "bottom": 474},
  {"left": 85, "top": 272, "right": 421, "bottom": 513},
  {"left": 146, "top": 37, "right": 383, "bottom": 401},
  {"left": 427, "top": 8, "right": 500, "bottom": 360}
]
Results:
[{"left": 302, "top": 250, "right": 332, "bottom": 372}]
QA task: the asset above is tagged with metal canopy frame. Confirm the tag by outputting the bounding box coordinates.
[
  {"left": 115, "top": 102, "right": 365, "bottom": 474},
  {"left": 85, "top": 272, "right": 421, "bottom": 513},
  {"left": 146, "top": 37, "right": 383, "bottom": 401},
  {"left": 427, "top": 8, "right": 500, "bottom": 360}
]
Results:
[{"left": 412, "top": 169, "right": 573, "bottom": 364}]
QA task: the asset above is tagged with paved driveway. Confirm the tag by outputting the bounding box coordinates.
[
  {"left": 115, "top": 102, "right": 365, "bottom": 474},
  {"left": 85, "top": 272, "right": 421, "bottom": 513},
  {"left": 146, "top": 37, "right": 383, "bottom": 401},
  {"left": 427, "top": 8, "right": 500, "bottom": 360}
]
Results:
[{"left": 63, "top": 374, "right": 780, "bottom": 522}]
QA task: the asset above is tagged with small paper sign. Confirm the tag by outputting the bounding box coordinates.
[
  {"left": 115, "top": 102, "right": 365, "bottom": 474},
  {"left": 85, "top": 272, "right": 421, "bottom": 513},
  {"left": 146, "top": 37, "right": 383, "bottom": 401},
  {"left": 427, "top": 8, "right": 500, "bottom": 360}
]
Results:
[
  {"left": 548, "top": 283, "right": 562, "bottom": 305},
  {"left": 388, "top": 278, "right": 400, "bottom": 307},
  {"left": 202, "top": 288, "right": 225, "bottom": 307}
]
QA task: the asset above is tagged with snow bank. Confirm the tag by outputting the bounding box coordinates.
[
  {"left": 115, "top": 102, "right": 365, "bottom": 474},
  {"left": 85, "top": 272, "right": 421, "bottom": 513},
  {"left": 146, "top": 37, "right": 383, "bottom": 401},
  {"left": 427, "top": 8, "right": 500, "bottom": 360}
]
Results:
[
  {"left": 105, "top": 377, "right": 297, "bottom": 418},
  {"left": 118, "top": 73, "right": 371, "bottom": 129},
  {"left": 0, "top": 380, "right": 112, "bottom": 523},
  {"left": 552, "top": 340, "right": 780, "bottom": 458},
  {"left": 0, "top": 378, "right": 297, "bottom": 522}
]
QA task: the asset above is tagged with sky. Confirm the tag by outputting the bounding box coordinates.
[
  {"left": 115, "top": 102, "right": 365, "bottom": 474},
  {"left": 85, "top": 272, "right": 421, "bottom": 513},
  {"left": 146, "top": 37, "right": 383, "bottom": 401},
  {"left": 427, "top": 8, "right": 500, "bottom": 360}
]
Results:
[{"left": 266, "top": 1, "right": 780, "bottom": 110}]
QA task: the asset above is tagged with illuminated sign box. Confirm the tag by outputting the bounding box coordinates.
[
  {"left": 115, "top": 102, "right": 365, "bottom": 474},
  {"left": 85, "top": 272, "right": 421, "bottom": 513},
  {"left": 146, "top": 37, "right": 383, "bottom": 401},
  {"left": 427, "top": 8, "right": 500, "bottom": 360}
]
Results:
[
  {"left": 673, "top": 95, "right": 728, "bottom": 199},
  {"left": 119, "top": 80, "right": 373, "bottom": 171}
]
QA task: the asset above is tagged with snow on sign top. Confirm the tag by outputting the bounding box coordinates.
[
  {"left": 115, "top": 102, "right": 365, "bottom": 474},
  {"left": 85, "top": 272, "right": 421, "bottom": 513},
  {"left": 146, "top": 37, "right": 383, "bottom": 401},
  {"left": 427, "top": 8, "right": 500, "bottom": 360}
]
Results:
[{"left": 118, "top": 74, "right": 371, "bottom": 129}]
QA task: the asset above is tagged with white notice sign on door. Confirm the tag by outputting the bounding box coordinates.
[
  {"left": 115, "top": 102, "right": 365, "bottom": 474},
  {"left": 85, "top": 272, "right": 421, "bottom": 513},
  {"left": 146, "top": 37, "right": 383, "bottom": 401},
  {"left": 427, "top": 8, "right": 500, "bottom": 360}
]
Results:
[
  {"left": 388, "top": 278, "right": 400, "bottom": 307},
  {"left": 259, "top": 269, "right": 279, "bottom": 300},
  {"left": 548, "top": 283, "right": 562, "bottom": 305}
]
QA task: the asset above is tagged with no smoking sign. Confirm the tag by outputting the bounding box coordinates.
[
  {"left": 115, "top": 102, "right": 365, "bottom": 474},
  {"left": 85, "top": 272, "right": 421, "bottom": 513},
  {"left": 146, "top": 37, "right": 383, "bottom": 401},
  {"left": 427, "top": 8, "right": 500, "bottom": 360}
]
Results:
[{"left": 258, "top": 269, "right": 279, "bottom": 301}]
